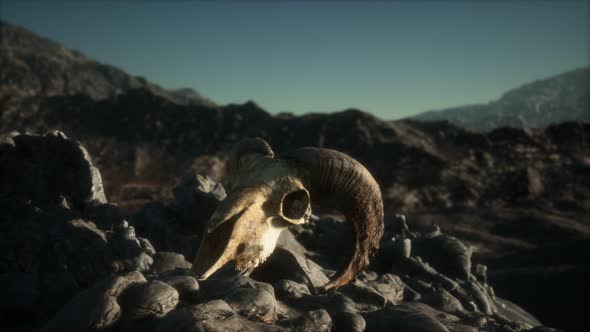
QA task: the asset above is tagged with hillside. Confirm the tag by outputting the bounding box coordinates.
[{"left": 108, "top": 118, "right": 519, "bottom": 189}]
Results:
[
  {"left": 411, "top": 68, "right": 590, "bottom": 130},
  {"left": 0, "top": 21, "right": 214, "bottom": 106}
]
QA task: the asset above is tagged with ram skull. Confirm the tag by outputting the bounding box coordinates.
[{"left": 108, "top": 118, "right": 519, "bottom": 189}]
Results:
[{"left": 192, "top": 138, "right": 384, "bottom": 292}]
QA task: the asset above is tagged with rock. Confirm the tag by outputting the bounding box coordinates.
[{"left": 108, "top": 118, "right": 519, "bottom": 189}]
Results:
[
  {"left": 412, "top": 232, "right": 474, "bottom": 280},
  {"left": 158, "top": 275, "right": 199, "bottom": 302},
  {"left": 251, "top": 247, "right": 330, "bottom": 292},
  {"left": 119, "top": 280, "right": 180, "bottom": 321},
  {"left": 464, "top": 280, "right": 494, "bottom": 315},
  {"left": 373, "top": 237, "right": 412, "bottom": 272},
  {"left": 277, "top": 309, "right": 332, "bottom": 332},
  {"left": 42, "top": 271, "right": 146, "bottom": 331},
  {"left": 150, "top": 252, "right": 192, "bottom": 273},
  {"left": 173, "top": 173, "right": 226, "bottom": 236},
  {"left": 495, "top": 298, "right": 542, "bottom": 328},
  {"left": 340, "top": 273, "right": 404, "bottom": 312},
  {"left": 473, "top": 264, "right": 488, "bottom": 283},
  {"left": 223, "top": 286, "right": 277, "bottom": 323},
  {"left": 276, "top": 228, "right": 308, "bottom": 257},
  {"left": 420, "top": 286, "right": 466, "bottom": 315},
  {"left": 138, "top": 237, "right": 157, "bottom": 256},
  {"left": 4, "top": 132, "right": 107, "bottom": 208},
  {"left": 273, "top": 279, "right": 311, "bottom": 300},
  {"left": 197, "top": 274, "right": 280, "bottom": 324},
  {"left": 131, "top": 202, "right": 200, "bottom": 261},
  {"left": 113, "top": 252, "right": 154, "bottom": 274},
  {"left": 277, "top": 290, "right": 365, "bottom": 332},
  {"left": 151, "top": 300, "right": 286, "bottom": 332},
  {"left": 0, "top": 272, "right": 40, "bottom": 314},
  {"left": 364, "top": 304, "right": 450, "bottom": 332},
  {"left": 83, "top": 202, "right": 126, "bottom": 230}
]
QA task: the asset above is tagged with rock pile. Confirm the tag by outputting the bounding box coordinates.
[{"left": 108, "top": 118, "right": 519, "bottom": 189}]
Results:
[{"left": 0, "top": 132, "right": 561, "bottom": 331}]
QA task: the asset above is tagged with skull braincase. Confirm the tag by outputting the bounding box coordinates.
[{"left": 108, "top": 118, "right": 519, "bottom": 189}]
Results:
[{"left": 192, "top": 153, "right": 311, "bottom": 279}]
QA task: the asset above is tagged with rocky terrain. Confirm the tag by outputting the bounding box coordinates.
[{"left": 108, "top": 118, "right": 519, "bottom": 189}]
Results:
[
  {"left": 1, "top": 21, "right": 589, "bottom": 331},
  {"left": 411, "top": 67, "right": 590, "bottom": 131},
  {"left": 0, "top": 131, "right": 562, "bottom": 332}
]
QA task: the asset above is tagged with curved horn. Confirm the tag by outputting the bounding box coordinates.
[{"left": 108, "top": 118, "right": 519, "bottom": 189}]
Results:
[
  {"left": 228, "top": 137, "right": 274, "bottom": 171},
  {"left": 283, "top": 147, "right": 384, "bottom": 292}
]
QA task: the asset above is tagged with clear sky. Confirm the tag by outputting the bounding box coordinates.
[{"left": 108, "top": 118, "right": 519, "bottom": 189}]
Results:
[{"left": 1, "top": 1, "right": 588, "bottom": 119}]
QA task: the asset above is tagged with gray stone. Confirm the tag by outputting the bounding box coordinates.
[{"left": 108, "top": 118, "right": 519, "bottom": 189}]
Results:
[
  {"left": 151, "top": 252, "right": 192, "bottom": 273},
  {"left": 277, "top": 309, "right": 332, "bottom": 332},
  {"left": 412, "top": 233, "right": 474, "bottom": 280},
  {"left": 364, "top": 304, "right": 450, "bottom": 332},
  {"left": 0, "top": 272, "right": 40, "bottom": 313},
  {"left": 159, "top": 275, "right": 199, "bottom": 301},
  {"left": 273, "top": 279, "right": 311, "bottom": 300},
  {"left": 42, "top": 271, "right": 146, "bottom": 331},
  {"left": 420, "top": 286, "right": 466, "bottom": 315},
  {"left": 119, "top": 280, "right": 180, "bottom": 321},
  {"left": 151, "top": 300, "right": 286, "bottom": 332},
  {"left": 251, "top": 247, "right": 330, "bottom": 292},
  {"left": 224, "top": 286, "right": 277, "bottom": 323}
]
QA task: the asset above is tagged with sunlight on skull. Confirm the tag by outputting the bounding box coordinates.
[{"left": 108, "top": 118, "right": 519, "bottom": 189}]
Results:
[{"left": 192, "top": 153, "right": 311, "bottom": 279}]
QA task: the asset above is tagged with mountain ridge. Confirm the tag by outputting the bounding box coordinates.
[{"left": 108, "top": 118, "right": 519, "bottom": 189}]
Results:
[
  {"left": 411, "top": 67, "right": 590, "bottom": 130},
  {"left": 0, "top": 21, "right": 215, "bottom": 107}
]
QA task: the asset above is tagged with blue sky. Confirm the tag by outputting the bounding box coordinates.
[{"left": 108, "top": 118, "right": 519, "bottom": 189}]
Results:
[{"left": 2, "top": 1, "right": 588, "bottom": 119}]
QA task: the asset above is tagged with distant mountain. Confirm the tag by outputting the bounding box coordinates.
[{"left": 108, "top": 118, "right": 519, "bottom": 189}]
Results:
[
  {"left": 411, "top": 68, "right": 590, "bottom": 131},
  {"left": 0, "top": 21, "right": 215, "bottom": 106}
]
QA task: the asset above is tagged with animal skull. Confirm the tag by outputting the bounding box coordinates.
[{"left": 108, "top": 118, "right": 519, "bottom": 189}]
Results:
[
  {"left": 192, "top": 138, "right": 384, "bottom": 292},
  {"left": 192, "top": 153, "right": 311, "bottom": 279}
]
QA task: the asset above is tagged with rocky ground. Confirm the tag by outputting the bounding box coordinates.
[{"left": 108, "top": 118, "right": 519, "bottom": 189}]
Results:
[
  {"left": 0, "top": 131, "right": 566, "bottom": 332},
  {"left": 2, "top": 21, "right": 588, "bottom": 331}
]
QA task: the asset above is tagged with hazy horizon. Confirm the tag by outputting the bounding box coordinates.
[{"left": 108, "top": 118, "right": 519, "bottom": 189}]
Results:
[{"left": 2, "top": 1, "right": 589, "bottom": 119}]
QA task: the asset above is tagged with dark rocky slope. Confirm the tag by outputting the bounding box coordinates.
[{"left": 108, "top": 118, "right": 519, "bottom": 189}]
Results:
[
  {"left": 0, "top": 21, "right": 214, "bottom": 106},
  {"left": 0, "top": 132, "right": 561, "bottom": 332}
]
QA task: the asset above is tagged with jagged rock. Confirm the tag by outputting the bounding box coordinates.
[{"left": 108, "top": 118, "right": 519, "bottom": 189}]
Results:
[
  {"left": 131, "top": 202, "right": 200, "bottom": 261},
  {"left": 276, "top": 228, "right": 309, "bottom": 257},
  {"left": 0, "top": 272, "right": 40, "bottom": 315},
  {"left": 495, "top": 298, "right": 542, "bottom": 328},
  {"left": 150, "top": 252, "right": 192, "bottom": 273},
  {"left": 372, "top": 237, "right": 412, "bottom": 272},
  {"left": 273, "top": 279, "right": 312, "bottom": 300},
  {"left": 1, "top": 132, "right": 106, "bottom": 208},
  {"left": 275, "top": 287, "right": 365, "bottom": 332},
  {"left": 364, "top": 303, "right": 450, "bottom": 332},
  {"left": 277, "top": 309, "right": 332, "bottom": 332},
  {"left": 340, "top": 273, "right": 404, "bottom": 312},
  {"left": 251, "top": 247, "right": 330, "bottom": 292},
  {"left": 223, "top": 285, "right": 277, "bottom": 323},
  {"left": 158, "top": 275, "right": 199, "bottom": 302},
  {"left": 196, "top": 275, "right": 281, "bottom": 324},
  {"left": 420, "top": 286, "right": 466, "bottom": 315},
  {"left": 294, "top": 215, "right": 354, "bottom": 270},
  {"left": 412, "top": 229, "right": 474, "bottom": 280},
  {"left": 83, "top": 202, "right": 126, "bottom": 230},
  {"left": 172, "top": 173, "right": 226, "bottom": 236},
  {"left": 42, "top": 271, "right": 146, "bottom": 331},
  {"left": 119, "top": 280, "right": 179, "bottom": 321},
  {"left": 151, "top": 300, "right": 285, "bottom": 332}
]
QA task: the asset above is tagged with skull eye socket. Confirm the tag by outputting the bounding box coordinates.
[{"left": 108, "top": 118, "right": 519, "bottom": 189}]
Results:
[{"left": 281, "top": 189, "right": 310, "bottom": 221}]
